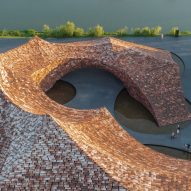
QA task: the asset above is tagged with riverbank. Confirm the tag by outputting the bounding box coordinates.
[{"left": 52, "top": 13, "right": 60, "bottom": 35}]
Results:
[
  {"left": 1, "top": 34, "right": 191, "bottom": 40},
  {"left": 0, "top": 36, "right": 28, "bottom": 39},
  {"left": 1, "top": 21, "right": 191, "bottom": 39}
]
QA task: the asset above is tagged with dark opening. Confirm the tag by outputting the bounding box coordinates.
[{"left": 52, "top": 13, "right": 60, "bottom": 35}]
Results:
[
  {"left": 114, "top": 88, "right": 191, "bottom": 134},
  {"left": 46, "top": 80, "right": 76, "bottom": 105}
]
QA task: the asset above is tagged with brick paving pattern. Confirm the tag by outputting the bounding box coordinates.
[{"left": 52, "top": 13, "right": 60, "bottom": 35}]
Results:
[
  {"left": 0, "top": 37, "right": 191, "bottom": 190},
  {"left": 0, "top": 92, "right": 126, "bottom": 190}
]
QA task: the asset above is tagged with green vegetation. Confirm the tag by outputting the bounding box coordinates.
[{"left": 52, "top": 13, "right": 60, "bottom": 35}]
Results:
[
  {"left": 73, "top": 27, "right": 85, "bottom": 37},
  {"left": 169, "top": 26, "right": 179, "bottom": 36},
  {"left": 1, "top": 21, "right": 191, "bottom": 38},
  {"left": 88, "top": 25, "right": 105, "bottom": 37},
  {"left": 168, "top": 26, "right": 191, "bottom": 36},
  {"left": 23, "top": 29, "right": 38, "bottom": 37},
  {"left": 132, "top": 26, "right": 162, "bottom": 36},
  {"left": 181, "top": 30, "right": 191, "bottom": 36},
  {"left": 115, "top": 27, "right": 128, "bottom": 36},
  {"left": 42, "top": 24, "right": 51, "bottom": 38}
]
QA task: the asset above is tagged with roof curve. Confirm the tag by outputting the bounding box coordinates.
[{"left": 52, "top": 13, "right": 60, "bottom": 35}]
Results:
[{"left": 0, "top": 37, "right": 191, "bottom": 190}]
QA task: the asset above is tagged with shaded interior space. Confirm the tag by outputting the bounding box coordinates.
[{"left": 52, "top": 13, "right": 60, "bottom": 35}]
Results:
[
  {"left": 46, "top": 67, "right": 191, "bottom": 135},
  {"left": 60, "top": 67, "right": 123, "bottom": 110},
  {"left": 45, "top": 80, "right": 76, "bottom": 105},
  {"left": 146, "top": 145, "right": 191, "bottom": 161},
  {"left": 115, "top": 89, "right": 191, "bottom": 134},
  {"left": 45, "top": 51, "right": 185, "bottom": 111},
  {"left": 43, "top": 64, "right": 191, "bottom": 161}
]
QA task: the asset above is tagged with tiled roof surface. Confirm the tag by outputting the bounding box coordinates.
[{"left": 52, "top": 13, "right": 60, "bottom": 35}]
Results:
[{"left": 0, "top": 37, "right": 191, "bottom": 190}]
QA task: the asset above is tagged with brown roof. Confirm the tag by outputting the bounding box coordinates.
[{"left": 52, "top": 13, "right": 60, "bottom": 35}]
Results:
[{"left": 0, "top": 37, "right": 191, "bottom": 190}]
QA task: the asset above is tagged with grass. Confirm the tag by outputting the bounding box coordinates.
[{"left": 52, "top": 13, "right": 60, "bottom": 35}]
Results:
[{"left": 0, "top": 36, "right": 30, "bottom": 39}]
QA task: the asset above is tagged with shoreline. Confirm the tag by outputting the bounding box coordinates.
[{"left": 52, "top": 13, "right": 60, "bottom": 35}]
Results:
[
  {"left": 1, "top": 22, "right": 191, "bottom": 38},
  {"left": 1, "top": 34, "right": 191, "bottom": 40}
]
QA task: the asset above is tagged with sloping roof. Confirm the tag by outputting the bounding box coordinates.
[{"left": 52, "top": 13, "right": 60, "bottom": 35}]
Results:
[{"left": 0, "top": 37, "right": 191, "bottom": 190}]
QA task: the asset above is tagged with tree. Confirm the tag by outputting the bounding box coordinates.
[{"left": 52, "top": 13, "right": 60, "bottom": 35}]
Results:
[
  {"left": 7, "top": 30, "right": 22, "bottom": 37},
  {"left": 116, "top": 26, "right": 128, "bottom": 36},
  {"left": 24, "top": 29, "right": 37, "bottom": 37},
  {"left": 50, "top": 21, "right": 77, "bottom": 38},
  {"left": 94, "top": 25, "right": 104, "bottom": 37},
  {"left": 150, "top": 26, "right": 162, "bottom": 36},
  {"left": 59, "top": 21, "right": 76, "bottom": 37},
  {"left": 169, "top": 26, "right": 179, "bottom": 36},
  {"left": 1, "top": 29, "right": 9, "bottom": 36},
  {"left": 51, "top": 26, "right": 62, "bottom": 38},
  {"left": 43, "top": 24, "right": 51, "bottom": 37},
  {"left": 73, "top": 27, "right": 84, "bottom": 37},
  {"left": 133, "top": 28, "right": 142, "bottom": 35},
  {"left": 141, "top": 27, "right": 151, "bottom": 36},
  {"left": 88, "top": 25, "right": 104, "bottom": 37}
]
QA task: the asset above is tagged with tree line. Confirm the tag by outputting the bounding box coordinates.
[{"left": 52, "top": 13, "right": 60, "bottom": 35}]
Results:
[{"left": 0, "top": 21, "right": 191, "bottom": 38}]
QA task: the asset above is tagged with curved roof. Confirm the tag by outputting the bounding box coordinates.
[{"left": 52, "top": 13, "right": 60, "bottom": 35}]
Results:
[{"left": 0, "top": 37, "right": 191, "bottom": 190}]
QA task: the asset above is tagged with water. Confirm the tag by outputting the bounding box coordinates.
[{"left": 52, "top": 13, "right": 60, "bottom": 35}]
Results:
[{"left": 0, "top": 0, "right": 191, "bottom": 32}]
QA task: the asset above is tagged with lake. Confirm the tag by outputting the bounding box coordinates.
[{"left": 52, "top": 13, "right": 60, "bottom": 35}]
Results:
[{"left": 0, "top": 0, "right": 191, "bottom": 32}]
